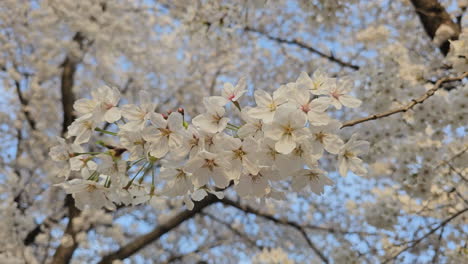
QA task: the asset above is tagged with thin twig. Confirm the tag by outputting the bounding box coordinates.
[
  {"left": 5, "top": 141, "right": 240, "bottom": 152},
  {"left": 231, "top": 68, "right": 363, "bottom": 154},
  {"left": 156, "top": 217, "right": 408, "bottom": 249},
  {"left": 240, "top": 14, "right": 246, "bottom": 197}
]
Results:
[
  {"left": 342, "top": 72, "right": 468, "bottom": 128},
  {"left": 383, "top": 208, "right": 468, "bottom": 263},
  {"left": 220, "top": 198, "right": 329, "bottom": 264},
  {"left": 245, "top": 26, "right": 360, "bottom": 70}
]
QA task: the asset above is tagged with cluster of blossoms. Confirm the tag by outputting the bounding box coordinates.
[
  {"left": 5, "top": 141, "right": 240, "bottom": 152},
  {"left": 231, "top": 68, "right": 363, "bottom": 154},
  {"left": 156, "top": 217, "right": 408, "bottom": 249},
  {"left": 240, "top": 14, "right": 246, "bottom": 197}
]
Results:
[{"left": 50, "top": 70, "right": 369, "bottom": 210}]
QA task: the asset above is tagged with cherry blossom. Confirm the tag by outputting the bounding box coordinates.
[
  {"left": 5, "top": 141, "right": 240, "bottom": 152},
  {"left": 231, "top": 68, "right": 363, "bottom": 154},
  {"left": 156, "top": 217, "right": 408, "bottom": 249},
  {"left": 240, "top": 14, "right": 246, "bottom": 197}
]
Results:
[
  {"left": 338, "top": 134, "right": 370, "bottom": 177},
  {"left": 321, "top": 79, "right": 362, "bottom": 109},
  {"left": 263, "top": 108, "right": 309, "bottom": 154},
  {"left": 142, "top": 112, "right": 185, "bottom": 158}
]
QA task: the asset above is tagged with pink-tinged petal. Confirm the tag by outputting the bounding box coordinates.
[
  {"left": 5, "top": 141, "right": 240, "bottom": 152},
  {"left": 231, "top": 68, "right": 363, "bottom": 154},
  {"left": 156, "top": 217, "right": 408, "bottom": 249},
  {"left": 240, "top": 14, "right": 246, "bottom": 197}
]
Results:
[
  {"left": 349, "top": 140, "right": 370, "bottom": 155},
  {"left": 149, "top": 112, "right": 167, "bottom": 127},
  {"left": 222, "top": 83, "right": 235, "bottom": 99},
  {"left": 184, "top": 156, "right": 205, "bottom": 173},
  {"left": 254, "top": 90, "right": 272, "bottom": 107},
  {"left": 205, "top": 96, "right": 228, "bottom": 107},
  {"left": 314, "top": 96, "right": 332, "bottom": 107},
  {"left": 75, "top": 128, "right": 92, "bottom": 145},
  {"left": 192, "top": 114, "right": 215, "bottom": 133},
  {"left": 310, "top": 98, "right": 330, "bottom": 112},
  {"left": 191, "top": 189, "right": 208, "bottom": 201},
  {"left": 167, "top": 112, "right": 183, "bottom": 130},
  {"left": 323, "top": 134, "right": 344, "bottom": 154},
  {"left": 169, "top": 132, "right": 183, "bottom": 148},
  {"left": 292, "top": 88, "right": 310, "bottom": 106},
  {"left": 121, "top": 104, "right": 142, "bottom": 120},
  {"left": 330, "top": 98, "right": 342, "bottom": 109},
  {"left": 339, "top": 94, "right": 362, "bottom": 108},
  {"left": 338, "top": 157, "right": 348, "bottom": 177},
  {"left": 217, "top": 117, "right": 230, "bottom": 132},
  {"left": 292, "top": 127, "right": 309, "bottom": 141},
  {"left": 192, "top": 171, "right": 210, "bottom": 188},
  {"left": 348, "top": 157, "right": 367, "bottom": 176},
  {"left": 104, "top": 107, "right": 121, "bottom": 123},
  {"left": 141, "top": 127, "right": 160, "bottom": 142},
  {"left": 263, "top": 124, "right": 283, "bottom": 140},
  {"left": 308, "top": 111, "right": 331, "bottom": 126},
  {"left": 74, "top": 99, "right": 96, "bottom": 114},
  {"left": 149, "top": 138, "right": 169, "bottom": 158},
  {"left": 275, "top": 135, "right": 296, "bottom": 154},
  {"left": 290, "top": 110, "right": 307, "bottom": 128},
  {"left": 247, "top": 107, "right": 274, "bottom": 122}
]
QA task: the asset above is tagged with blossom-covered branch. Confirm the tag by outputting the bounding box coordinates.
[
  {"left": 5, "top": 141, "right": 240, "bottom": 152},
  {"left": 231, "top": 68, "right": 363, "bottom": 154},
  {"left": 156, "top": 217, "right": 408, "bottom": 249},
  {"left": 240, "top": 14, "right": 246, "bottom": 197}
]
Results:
[{"left": 51, "top": 69, "right": 369, "bottom": 212}]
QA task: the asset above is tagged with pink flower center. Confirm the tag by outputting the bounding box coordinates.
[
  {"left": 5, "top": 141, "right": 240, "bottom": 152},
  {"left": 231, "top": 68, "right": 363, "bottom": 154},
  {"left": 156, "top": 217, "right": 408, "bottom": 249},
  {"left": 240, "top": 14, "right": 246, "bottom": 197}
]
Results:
[
  {"left": 300, "top": 104, "right": 310, "bottom": 113},
  {"left": 227, "top": 94, "right": 236, "bottom": 101},
  {"left": 331, "top": 91, "right": 341, "bottom": 100},
  {"left": 104, "top": 102, "right": 114, "bottom": 110}
]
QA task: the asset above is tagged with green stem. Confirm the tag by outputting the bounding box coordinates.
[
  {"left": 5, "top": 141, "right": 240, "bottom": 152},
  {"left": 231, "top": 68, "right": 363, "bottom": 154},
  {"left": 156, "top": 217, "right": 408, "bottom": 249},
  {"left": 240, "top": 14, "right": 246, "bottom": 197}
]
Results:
[
  {"left": 95, "top": 127, "right": 118, "bottom": 136},
  {"left": 73, "top": 152, "right": 102, "bottom": 156},
  {"left": 125, "top": 163, "right": 148, "bottom": 189},
  {"left": 227, "top": 123, "right": 239, "bottom": 129}
]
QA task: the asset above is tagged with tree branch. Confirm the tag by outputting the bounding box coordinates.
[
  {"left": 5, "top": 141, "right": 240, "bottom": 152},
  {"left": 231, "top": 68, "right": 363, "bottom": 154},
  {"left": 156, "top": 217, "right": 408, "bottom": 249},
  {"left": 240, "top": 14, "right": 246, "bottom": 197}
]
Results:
[
  {"left": 341, "top": 72, "right": 468, "bottom": 128},
  {"left": 220, "top": 198, "right": 329, "bottom": 264},
  {"left": 50, "top": 32, "right": 86, "bottom": 264},
  {"left": 14, "top": 79, "right": 36, "bottom": 130},
  {"left": 97, "top": 194, "right": 220, "bottom": 264},
  {"left": 201, "top": 211, "right": 263, "bottom": 250},
  {"left": 410, "top": 0, "right": 461, "bottom": 55},
  {"left": 383, "top": 207, "right": 468, "bottom": 263},
  {"left": 244, "top": 26, "right": 360, "bottom": 70}
]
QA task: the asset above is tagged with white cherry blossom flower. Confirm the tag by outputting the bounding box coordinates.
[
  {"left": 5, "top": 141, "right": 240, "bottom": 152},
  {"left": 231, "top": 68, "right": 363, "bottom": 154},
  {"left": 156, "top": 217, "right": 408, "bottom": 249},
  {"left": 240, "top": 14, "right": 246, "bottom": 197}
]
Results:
[
  {"left": 208, "top": 77, "right": 247, "bottom": 106},
  {"left": 321, "top": 79, "right": 362, "bottom": 109},
  {"left": 69, "top": 155, "right": 97, "bottom": 173},
  {"left": 49, "top": 137, "right": 85, "bottom": 178},
  {"left": 309, "top": 120, "right": 344, "bottom": 155},
  {"left": 142, "top": 112, "right": 185, "bottom": 158},
  {"left": 172, "top": 125, "right": 203, "bottom": 160},
  {"left": 74, "top": 85, "right": 121, "bottom": 123},
  {"left": 120, "top": 90, "right": 157, "bottom": 131},
  {"left": 185, "top": 151, "right": 231, "bottom": 188},
  {"left": 192, "top": 103, "right": 229, "bottom": 133},
  {"left": 264, "top": 108, "right": 309, "bottom": 154},
  {"left": 276, "top": 138, "right": 318, "bottom": 177},
  {"left": 286, "top": 87, "right": 331, "bottom": 126},
  {"left": 160, "top": 161, "right": 194, "bottom": 197},
  {"left": 66, "top": 114, "right": 99, "bottom": 144},
  {"left": 118, "top": 130, "right": 146, "bottom": 161},
  {"left": 49, "top": 137, "right": 83, "bottom": 162},
  {"left": 235, "top": 168, "right": 279, "bottom": 198},
  {"left": 237, "top": 107, "right": 264, "bottom": 139},
  {"left": 218, "top": 136, "right": 260, "bottom": 180},
  {"left": 291, "top": 167, "right": 334, "bottom": 194},
  {"left": 247, "top": 85, "right": 289, "bottom": 123},
  {"left": 295, "top": 69, "right": 333, "bottom": 95},
  {"left": 338, "top": 134, "right": 370, "bottom": 177},
  {"left": 56, "top": 178, "right": 115, "bottom": 210}
]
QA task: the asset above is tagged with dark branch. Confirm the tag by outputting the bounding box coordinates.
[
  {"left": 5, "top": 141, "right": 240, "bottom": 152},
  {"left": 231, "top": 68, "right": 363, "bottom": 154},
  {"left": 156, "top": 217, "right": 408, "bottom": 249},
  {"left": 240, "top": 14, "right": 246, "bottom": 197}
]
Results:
[
  {"left": 245, "top": 26, "right": 360, "bottom": 70},
  {"left": 410, "top": 0, "right": 461, "bottom": 55},
  {"left": 220, "top": 198, "right": 329, "bottom": 264},
  {"left": 383, "top": 207, "right": 468, "bottom": 263},
  {"left": 50, "top": 32, "right": 86, "bottom": 264},
  {"left": 97, "top": 194, "right": 220, "bottom": 264}
]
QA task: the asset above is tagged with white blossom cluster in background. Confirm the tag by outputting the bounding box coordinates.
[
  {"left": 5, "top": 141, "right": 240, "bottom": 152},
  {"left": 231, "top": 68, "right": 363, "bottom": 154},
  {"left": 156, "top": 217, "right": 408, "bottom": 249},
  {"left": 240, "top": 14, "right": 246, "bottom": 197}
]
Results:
[
  {"left": 50, "top": 70, "right": 369, "bottom": 210},
  {"left": 448, "top": 29, "right": 468, "bottom": 74}
]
